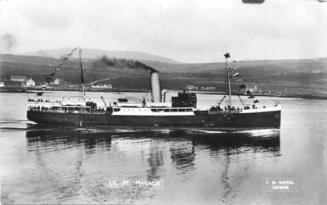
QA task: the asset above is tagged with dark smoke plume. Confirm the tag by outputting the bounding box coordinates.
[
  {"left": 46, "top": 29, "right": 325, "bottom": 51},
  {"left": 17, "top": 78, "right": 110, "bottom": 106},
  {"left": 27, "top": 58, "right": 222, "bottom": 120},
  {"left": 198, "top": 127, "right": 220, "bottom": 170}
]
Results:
[{"left": 101, "top": 56, "right": 157, "bottom": 73}]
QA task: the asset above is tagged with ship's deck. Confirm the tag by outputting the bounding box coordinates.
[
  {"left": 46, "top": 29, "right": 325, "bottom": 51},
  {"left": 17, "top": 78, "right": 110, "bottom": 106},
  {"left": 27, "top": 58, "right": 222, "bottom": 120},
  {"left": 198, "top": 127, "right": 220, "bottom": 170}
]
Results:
[{"left": 28, "top": 103, "right": 281, "bottom": 116}]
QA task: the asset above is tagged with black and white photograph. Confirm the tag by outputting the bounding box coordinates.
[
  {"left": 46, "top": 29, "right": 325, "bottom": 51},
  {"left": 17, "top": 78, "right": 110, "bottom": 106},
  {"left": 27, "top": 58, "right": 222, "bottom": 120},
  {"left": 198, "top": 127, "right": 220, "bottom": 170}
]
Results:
[{"left": 0, "top": 0, "right": 326, "bottom": 204}]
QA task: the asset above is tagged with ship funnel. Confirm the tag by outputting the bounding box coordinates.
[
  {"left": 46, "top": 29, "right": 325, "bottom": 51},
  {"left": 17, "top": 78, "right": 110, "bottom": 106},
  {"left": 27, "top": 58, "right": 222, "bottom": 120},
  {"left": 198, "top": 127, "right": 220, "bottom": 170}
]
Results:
[{"left": 151, "top": 71, "right": 161, "bottom": 102}]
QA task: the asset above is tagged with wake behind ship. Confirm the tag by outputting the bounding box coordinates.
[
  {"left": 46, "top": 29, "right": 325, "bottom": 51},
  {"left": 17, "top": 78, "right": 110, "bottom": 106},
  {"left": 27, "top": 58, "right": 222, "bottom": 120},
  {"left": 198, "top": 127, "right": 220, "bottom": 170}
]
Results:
[{"left": 27, "top": 50, "right": 281, "bottom": 130}]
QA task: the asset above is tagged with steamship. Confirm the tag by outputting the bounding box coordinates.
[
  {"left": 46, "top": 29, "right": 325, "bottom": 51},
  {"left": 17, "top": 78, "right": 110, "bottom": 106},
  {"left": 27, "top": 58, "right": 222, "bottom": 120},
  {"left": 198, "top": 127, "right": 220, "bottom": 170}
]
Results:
[{"left": 27, "top": 50, "right": 281, "bottom": 130}]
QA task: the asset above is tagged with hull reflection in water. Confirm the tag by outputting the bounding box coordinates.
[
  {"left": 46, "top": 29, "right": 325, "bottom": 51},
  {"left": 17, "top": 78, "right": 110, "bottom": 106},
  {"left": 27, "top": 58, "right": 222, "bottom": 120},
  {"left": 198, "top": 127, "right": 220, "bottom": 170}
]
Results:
[
  {"left": 25, "top": 126, "right": 280, "bottom": 152},
  {"left": 23, "top": 125, "right": 280, "bottom": 204}
]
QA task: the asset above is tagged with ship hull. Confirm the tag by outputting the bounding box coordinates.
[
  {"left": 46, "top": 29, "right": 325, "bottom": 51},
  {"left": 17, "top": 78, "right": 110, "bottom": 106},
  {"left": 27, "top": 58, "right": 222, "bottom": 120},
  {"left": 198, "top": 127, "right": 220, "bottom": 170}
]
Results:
[{"left": 27, "top": 110, "right": 281, "bottom": 130}]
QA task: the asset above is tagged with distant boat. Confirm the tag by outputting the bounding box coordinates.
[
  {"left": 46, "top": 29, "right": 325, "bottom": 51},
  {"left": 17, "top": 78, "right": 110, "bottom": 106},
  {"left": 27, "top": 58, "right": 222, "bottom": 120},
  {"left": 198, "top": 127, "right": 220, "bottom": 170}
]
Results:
[{"left": 27, "top": 50, "right": 281, "bottom": 130}]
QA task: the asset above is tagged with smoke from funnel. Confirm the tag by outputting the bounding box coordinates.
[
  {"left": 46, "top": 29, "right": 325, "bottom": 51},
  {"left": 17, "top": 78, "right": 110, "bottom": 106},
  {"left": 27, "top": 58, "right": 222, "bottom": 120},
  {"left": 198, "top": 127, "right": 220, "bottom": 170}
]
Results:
[
  {"left": 101, "top": 56, "right": 161, "bottom": 102},
  {"left": 101, "top": 56, "right": 157, "bottom": 72}
]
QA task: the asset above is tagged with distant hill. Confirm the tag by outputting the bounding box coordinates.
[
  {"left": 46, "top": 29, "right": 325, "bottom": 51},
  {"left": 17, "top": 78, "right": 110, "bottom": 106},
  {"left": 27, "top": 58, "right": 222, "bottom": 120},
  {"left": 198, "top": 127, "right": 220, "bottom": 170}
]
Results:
[
  {"left": 0, "top": 53, "right": 326, "bottom": 98},
  {"left": 18, "top": 48, "right": 180, "bottom": 64}
]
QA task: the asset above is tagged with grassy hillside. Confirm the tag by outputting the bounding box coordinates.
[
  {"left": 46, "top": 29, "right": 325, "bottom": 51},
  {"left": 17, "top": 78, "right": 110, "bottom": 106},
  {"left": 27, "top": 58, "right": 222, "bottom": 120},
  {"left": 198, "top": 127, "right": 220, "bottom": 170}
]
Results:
[{"left": 1, "top": 54, "right": 326, "bottom": 98}]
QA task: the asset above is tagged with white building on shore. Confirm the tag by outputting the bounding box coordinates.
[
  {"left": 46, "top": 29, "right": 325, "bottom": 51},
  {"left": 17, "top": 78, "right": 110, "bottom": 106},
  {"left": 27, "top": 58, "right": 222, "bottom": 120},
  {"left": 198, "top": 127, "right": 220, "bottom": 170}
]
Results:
[{"left": 26, "top": 78, "right": 36, "bottom": 87}]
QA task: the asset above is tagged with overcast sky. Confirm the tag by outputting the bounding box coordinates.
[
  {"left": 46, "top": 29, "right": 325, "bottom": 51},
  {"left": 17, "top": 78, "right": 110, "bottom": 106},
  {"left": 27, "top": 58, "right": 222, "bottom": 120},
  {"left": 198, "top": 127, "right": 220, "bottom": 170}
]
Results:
[{"left": 0, "top": 0, "right": 326, "bottom": 63}]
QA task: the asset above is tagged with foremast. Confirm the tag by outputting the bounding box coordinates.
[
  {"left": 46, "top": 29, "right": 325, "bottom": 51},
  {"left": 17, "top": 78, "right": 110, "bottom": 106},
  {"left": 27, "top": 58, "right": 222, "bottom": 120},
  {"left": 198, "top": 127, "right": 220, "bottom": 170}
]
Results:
[{"left": 220, "top": 52, "right": 245, "bottom": 109}]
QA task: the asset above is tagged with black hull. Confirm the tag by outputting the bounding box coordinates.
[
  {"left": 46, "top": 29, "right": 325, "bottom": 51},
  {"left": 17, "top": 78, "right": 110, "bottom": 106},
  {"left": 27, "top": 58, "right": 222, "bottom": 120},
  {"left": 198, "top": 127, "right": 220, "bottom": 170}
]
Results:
[{"left": 27, "top": 110, "right": 281, "bottom": 130}]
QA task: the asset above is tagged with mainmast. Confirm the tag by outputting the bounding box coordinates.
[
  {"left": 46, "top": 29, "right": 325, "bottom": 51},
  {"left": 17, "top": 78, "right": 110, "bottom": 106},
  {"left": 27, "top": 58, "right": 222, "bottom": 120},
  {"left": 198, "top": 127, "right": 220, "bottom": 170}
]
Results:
[{"left": 224, "top": 52, "right": 232, "bottom": 107}]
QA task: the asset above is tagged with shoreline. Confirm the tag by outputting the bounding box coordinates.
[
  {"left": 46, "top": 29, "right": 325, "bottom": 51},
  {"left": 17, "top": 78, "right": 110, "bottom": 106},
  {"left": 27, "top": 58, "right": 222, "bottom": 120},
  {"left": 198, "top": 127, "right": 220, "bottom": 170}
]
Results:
[{"left": 1, "top": 88, "right": 326, "bottom": 100}]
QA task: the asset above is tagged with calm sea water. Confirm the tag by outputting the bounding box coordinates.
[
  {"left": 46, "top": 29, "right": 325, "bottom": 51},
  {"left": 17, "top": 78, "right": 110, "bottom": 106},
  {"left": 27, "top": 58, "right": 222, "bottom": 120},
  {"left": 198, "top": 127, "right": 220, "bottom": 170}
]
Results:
[{"left": 0, "top": 91, "right": 326, "bottom": 205}]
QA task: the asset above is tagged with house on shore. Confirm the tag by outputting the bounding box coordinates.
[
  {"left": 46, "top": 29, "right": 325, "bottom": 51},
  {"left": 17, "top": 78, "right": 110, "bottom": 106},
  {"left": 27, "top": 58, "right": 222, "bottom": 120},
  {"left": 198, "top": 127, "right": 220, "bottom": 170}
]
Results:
[
  {"left": 11, "top": 75, "right": 25, "bottom": 83},
  {"left": 26, "top": 78, "right": 36, "bottom": 87}
]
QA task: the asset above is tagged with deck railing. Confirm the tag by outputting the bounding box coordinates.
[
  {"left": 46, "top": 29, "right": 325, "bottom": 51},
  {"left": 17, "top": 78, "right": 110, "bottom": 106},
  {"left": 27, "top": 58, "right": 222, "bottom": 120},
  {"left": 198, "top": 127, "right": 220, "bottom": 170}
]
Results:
[{"left": 28, "top": 106, "right": 107, "bottom": 114}]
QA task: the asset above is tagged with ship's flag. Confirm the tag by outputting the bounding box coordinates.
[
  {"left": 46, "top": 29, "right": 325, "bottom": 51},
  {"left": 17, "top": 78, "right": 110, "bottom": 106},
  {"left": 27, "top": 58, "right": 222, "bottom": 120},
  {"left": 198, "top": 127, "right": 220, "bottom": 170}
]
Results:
[
  {"left": 43, "top": 47, "right": 79, "bottom": 83},
  {"left": 224, "top": 53, "right": 230, "bottom": 58},
  {"left": 56, "top": 47, "right": 79, "bottom": 69},
  {"left": 61, "top": 55, "right": 69, "bottom": 60},
  {"left": 57, "top": 62, "right": 65, "bottom": 68}
]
